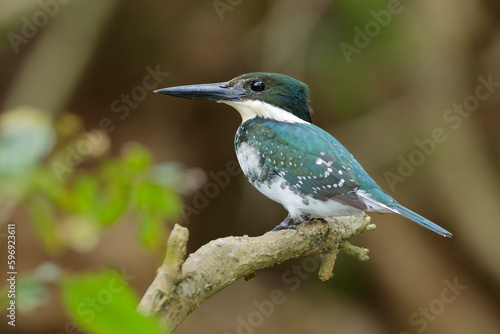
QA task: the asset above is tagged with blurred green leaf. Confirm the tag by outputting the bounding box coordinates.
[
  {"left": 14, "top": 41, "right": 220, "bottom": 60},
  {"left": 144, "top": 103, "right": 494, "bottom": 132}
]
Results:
[
  {"left": 28, "top": 199, "right": 63, "bottom": 254},
  {"left": 0, "top": 107, "right": 184, "bottom": 252},
  {"left": 61, "top": 270, "right": 166, "bottom": 334},
  {"left": 134, "top": 183, "right": 182, "bottom": 218},
  {"left": 122, "top": 143, "right": 152, "bottom": 172},
  {"left": 74, "top": 175, "right": 100, "bottom": 217},
  {"left": 96, "top": 185, "right": 128, "bottom": 226},
  {"left": 135, "top": 182, "right": 165, "bottom": 213},
  {"left": 32, "top": 169, "right": 75, "bottom": 212},
  {"left": 137, "top": 211, "right": 164, "bottom": 248},
  {"left": 134, "top": 182, "right": 182, "bottom": 247}
]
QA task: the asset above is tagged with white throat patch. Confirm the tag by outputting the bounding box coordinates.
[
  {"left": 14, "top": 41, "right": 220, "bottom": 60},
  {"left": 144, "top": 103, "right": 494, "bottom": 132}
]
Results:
[{"left": 221, "top": 100, "right": 309, "bottom": 124}]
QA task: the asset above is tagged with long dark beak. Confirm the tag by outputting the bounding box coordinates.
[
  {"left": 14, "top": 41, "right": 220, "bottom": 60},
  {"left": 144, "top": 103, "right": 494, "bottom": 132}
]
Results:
[{"left": 154, "top": 82, "right": 246, "bottom": 102}]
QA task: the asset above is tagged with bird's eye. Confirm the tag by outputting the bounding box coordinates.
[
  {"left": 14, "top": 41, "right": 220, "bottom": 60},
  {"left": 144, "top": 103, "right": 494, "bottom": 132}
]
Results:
[{"left": 250, "top": 81, "right": 266, "bottom": 92}]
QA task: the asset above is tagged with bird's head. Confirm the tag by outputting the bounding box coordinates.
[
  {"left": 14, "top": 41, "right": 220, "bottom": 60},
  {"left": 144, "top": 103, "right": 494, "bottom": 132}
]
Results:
[{"left": 155, "top": 72, "right": 313, "bottom": 123}]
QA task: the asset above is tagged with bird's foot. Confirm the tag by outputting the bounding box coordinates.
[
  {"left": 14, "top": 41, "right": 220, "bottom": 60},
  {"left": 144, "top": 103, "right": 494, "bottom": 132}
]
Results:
[
  {"left": 299, "top": 214, "right": 328, "bottom": 224},
  {"left": 272, "top": 214, "right": 297, "bottom": 231},
  {"left": 272, "top": 214, "right": 327, "bottom": 231}
]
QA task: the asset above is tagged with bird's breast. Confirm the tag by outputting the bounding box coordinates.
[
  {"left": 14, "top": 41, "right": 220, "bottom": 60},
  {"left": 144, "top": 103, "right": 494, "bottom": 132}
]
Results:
[{"left": 235, "top": 141, "right": 263, "bottom": 180}]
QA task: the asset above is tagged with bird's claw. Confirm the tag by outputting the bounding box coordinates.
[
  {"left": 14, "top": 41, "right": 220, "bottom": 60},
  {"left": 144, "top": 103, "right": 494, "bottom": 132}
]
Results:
[
  {"left": 272, "top": 214, "right": 326, "bottom": 231},
  {"left": 272, "top": 214, "right": 298, "bottom": 231},
  {"left": 272, "top": 223, "right": 298, "bottom": 231},
  {"left": 272, "top": 220, "right": 298, "bottom": 231}
]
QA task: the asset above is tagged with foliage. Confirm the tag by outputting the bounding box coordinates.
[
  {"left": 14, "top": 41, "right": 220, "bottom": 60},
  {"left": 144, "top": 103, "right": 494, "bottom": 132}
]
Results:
[
  {"left": 61, "top": 270, "right": 167, "bottom": 334},
  {"left": 0, "top": 107, "right": 184, "bottom": 253},
  {"left": 0, "top": 107, "right": 185, "bottom": 333}
]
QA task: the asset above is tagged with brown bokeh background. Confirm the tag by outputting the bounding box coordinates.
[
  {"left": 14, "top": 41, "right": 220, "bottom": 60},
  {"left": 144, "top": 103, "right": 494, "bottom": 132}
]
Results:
[{"left": 1, "top": 0, "right": 500, "bottom": 333}]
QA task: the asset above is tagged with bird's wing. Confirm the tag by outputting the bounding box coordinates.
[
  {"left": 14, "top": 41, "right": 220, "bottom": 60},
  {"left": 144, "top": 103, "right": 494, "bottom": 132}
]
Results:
[{"left": 249, "top": 120, "right": 368, "bottom": 210}]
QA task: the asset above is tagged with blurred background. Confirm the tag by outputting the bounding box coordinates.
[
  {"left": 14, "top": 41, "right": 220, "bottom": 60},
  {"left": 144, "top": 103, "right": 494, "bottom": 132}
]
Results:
[{"left": 1, "top": 0, "right": 499, "bottom": 333}]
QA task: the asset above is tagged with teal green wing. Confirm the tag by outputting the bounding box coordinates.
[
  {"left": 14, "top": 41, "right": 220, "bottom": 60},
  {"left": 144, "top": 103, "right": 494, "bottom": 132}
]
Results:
[{"left": 245, "top": 119, "right": 369, "bottom": 210}]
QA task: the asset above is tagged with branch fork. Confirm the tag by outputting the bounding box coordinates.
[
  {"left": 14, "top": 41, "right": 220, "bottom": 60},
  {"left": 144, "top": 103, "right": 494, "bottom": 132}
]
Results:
[{"left": 138, "top": 215, "right": 374, "bottom": 331}]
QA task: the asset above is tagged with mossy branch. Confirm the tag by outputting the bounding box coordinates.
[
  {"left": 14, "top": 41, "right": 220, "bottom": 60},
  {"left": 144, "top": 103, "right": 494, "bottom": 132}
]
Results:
[{"left": 137, "top": 215, "right": 374, "bottom": 332}]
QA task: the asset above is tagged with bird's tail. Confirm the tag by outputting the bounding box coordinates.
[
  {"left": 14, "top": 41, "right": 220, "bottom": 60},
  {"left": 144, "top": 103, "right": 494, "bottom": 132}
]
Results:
[{"left": 390, "top": 203, "right": 452, "bottom": 238}]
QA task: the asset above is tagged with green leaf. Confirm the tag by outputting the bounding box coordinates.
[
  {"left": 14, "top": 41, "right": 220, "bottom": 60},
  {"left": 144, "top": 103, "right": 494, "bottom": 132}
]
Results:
[
  {"left": 28, "top": 200, "right": 63, "bottom": 254},
  {"left": 61, "top": 270, "right": 166, "bottom": 334},
  {"left": 74, "top": 176, "right": 100, "bottom": 216},
  {"left": 134, "top": 182, "right": 182, "bottom": 217},
  {"left": 96, "top": 186, "right": 128, "bottom": 226},
  {"left": 32, "top": 168, "right": 76, "bottom": 212},
  {"left": 134, "top": 182, "right": 182, "bottom": 247},
  {"left": 137, "top": 211, "right": 164, "bottom": 248},
  {"left": 122, "top": 143, "right": 152, "bottom": 173}
]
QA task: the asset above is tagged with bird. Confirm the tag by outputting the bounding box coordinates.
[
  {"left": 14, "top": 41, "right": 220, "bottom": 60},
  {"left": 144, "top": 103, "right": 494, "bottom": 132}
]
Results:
[{"left": 154, "top": 72, "right": 452, "bottom": 237}]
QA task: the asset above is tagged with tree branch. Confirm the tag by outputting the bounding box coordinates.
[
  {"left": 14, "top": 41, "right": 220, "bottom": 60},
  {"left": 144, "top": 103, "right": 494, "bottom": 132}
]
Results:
[{"left": 137, "top": 215, "right": 374, "bottom": 332}]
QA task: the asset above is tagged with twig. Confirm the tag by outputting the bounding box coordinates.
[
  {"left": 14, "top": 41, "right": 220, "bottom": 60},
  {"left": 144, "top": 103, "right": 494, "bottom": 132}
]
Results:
[{"left": 137, "top": 214, "right": 373, "bottom": 332}]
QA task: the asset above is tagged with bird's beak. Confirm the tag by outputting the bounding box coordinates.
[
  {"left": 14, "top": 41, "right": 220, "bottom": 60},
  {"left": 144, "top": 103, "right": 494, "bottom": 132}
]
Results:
[{"left": 154, "top": 82, "right": 246, "bottom": 102}]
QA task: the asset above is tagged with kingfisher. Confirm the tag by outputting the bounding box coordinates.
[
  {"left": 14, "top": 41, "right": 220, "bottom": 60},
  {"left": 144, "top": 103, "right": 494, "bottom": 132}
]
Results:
[{"left": 155, "top": 73, "right": 452, "bottom": 237}]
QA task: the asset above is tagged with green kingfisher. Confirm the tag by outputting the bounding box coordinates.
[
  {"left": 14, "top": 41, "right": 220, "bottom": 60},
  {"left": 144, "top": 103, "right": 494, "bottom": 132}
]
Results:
[{"left": 155, "top": 73, "right": 452, "bottom": 237}]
